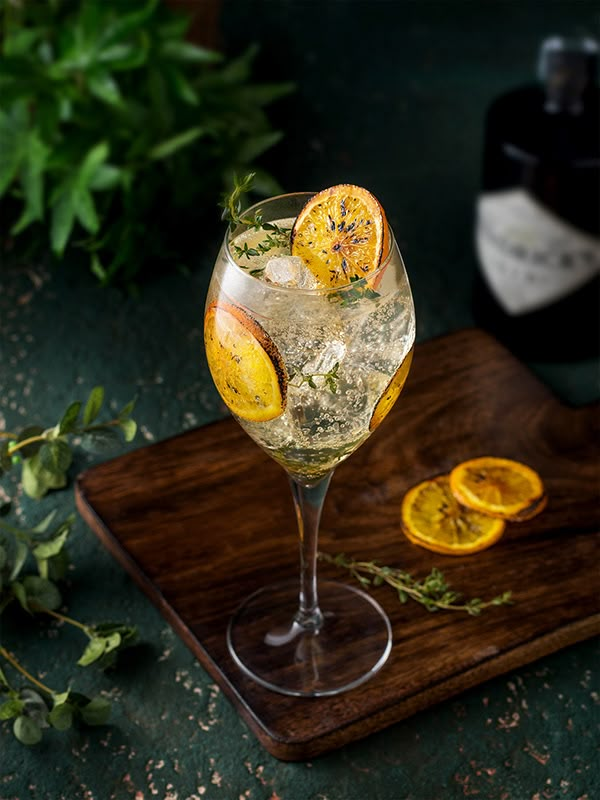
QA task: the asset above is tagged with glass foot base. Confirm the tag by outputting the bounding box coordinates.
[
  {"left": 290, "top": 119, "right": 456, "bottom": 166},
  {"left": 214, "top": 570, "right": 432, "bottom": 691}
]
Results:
[{"left": 227, "top": 580, "right": 392, "bottom": 697}]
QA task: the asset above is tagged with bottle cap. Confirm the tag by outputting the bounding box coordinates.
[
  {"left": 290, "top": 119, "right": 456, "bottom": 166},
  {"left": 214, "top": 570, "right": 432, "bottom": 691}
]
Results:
[{"left": 537, "top": 36, "right": 598, "bottom": 113}]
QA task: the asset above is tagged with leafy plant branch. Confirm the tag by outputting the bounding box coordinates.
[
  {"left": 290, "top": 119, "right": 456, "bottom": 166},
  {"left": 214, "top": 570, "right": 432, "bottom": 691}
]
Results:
[
  {"left": 0, "top": 386, "right": 138, "bottom": 744},
  {"left": 319, "top": 552, "right": 513, "bottom": 615}
]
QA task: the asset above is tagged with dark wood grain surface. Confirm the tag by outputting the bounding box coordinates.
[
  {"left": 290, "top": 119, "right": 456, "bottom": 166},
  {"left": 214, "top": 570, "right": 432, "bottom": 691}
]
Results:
[{"left": 75, "top": 329, "right": 600, "bottom": 760}]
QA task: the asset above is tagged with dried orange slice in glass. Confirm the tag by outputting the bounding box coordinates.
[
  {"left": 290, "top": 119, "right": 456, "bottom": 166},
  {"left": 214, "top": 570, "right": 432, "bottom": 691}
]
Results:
[
  {"left": 369, "top": 348, "right": 414, "bottom": 432},
  {"left": 204, "top": 301, "right": 287, "bottom": 422},
  {"left": 449, "top": 457, "right": 545, "bottom": 521},
  {"left": 291, "top": 184, "right": 389, "bottom": 287},
  {"left": 401, "top": 475, "right": 506, "bottom": 555}
]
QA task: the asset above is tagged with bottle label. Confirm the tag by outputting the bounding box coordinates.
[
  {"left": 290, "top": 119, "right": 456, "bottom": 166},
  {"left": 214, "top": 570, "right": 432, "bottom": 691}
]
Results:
[{"left": 476, "top": 189, "right": 600, "bottom": 315}]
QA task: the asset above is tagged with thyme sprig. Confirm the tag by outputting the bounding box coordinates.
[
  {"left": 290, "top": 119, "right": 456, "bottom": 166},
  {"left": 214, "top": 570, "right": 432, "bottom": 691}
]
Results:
[
  {"left": 289, "top": 362, "right": 340, "bottom": 394},
  {"left": 319, "top": 552, "right": 513, "bottom": 615},
  {"left": 221, "top": 173, "right": 292, "bottom": 267}
]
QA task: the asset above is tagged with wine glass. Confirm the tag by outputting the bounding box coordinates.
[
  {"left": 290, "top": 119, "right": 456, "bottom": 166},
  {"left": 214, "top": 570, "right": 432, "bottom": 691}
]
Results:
[{"left": 204, "top": 191, "right": 415, "bottom": 696}]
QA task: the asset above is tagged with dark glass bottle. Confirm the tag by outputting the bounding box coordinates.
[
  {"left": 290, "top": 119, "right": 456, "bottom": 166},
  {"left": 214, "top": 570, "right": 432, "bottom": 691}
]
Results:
[{"left": 473, "top": 36, "right": 600, "bottom": 361}]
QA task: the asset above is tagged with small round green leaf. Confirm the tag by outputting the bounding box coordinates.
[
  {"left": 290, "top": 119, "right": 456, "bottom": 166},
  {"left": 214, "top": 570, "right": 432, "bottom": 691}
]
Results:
[
  {"left": 79, "top": 696, "right": 111, "bottom": 726},
  {"left": 13, "top": 714, "right": 42, "bottom": 744},
  {"left": 48, "top": 702, "right": 74, "bottom": 731},
  {"left": 23, "top": 575, "right": 62, "bottom": 611}
]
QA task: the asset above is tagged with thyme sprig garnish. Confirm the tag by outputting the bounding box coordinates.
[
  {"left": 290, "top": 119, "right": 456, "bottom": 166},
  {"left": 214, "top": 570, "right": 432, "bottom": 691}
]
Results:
[
  {"left": 289, "top": 362, "right": 340, "bottom": 394},
  {"left": 221, "top": 173, "right": 292, "bottom": 267},
  {"left": 319, "top": 552, "right": 513, "bottom": 615},
  {"left": 334, "top": 275, "right": 380, "bottom": 307}
]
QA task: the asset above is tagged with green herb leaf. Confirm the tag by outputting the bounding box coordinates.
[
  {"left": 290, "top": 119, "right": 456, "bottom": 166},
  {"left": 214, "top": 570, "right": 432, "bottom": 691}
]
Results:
[
  {"left": 0, "top": 698, "right": 24, "bottom": 720},
  {"left": 32, "top": 529, "right": 69, "bottom": 561},
  {"left": 23, "top": 575, "right": 61, "bottom": 611},
  {"left": 48, "top": 702, "right": 73, "bottom": 731},
  {"left": 79, "top": 696, "right": 111, "bottom": 726},
  {"left": 77, "top": 637, "right": 107, "bottom": 667},
  {"left": 161, "top": 40, "right": 222, "bottom": 64},
  {"left": 149, "top": 127, "right": 205, "bottom": 160},
  {"left": 39, "top": 440, "right": 72, "bottom": 475},
  {"left": 13, "top": 715, "right": 42, "bottom": 745},
  {"left": 79, "top": 427, "right": 122, "bottom": 454},
  {"left": 9, "top": 539, "right": 29, "bottom": 582},
  {"left": 58, "top": 401, "right": 82, "bottom": 435},
  {"left": 83, "top": 386, "right": 105, "bottom": 425},
  {"left": 119, "top": 418, "right": 137, "bottom": 442}
]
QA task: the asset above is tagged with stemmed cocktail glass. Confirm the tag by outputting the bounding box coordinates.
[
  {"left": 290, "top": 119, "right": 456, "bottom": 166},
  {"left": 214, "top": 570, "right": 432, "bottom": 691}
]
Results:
[{"left": 204, "top": 189, "right": 415, "bottom": 696}]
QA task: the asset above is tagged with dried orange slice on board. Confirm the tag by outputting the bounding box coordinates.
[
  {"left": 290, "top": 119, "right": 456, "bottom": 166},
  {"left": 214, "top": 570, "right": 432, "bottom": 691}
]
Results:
[
  {"left": 401, "top": 475, "right": 506, "bottom": 555},
  {"left": 291, "top": 184, "right": 389, "bottom": 287},
  {"left": 449, "top": 457, "right": 545, "bottom": 521},
  {"left": 204, "top": 301, "right": 287, "bottom": 422},
  {"left": 369, "top": 348, "right": 413, "bottom": 432}
]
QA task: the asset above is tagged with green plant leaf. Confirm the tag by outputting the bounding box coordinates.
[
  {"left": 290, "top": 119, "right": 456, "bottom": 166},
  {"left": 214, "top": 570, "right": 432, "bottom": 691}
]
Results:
[
  {"left": 83, "top": 386, "right": 104, "bottom": 425},
  {"left": 118, "top": 397, "right": 137, "bottom": 419},
  {"left": 0, "top": 104, "right": 28, "bottom": 197},
  {"left": 11, "top": 131, "right": 49, "bottom": 235},
  {"left": 31, "top": 510, "right": 59, "bottom": 534},
  {"left": 119, "top": 418, "right": 137, "bottom": 442},
  {"left": 99, "top": 0, "right": 159, "bottom": 48},
  {"left": 32, "top": 528, "right": 69, "bottom": 561},
  {"left": 0, "top": 666, "right": 10, "bottom": 687},
  {"left": 48, "top": 702, "right": 73, "bottom": 731},
  {"left": 79, "top": 427, "right": 121, "bottom": 454},
  {"left": 78, "top": 142, "right": 110, "bottom": 189},
  {"left": 160, "top": 40, "right": 222, "bottom": 64},
  {"left": 39, "top": 440, "right": 72, "bottom": 475},
  {"left": 22, "top": 575, "right": 61, "bottom": 611},
  {"left": 13, "top": 715, "right": 42, "bottom": 745},
  {"left": 75, "top": 188, "right": 100, "bottom": 234},
  {"left": 88, "top": 164, "right": 122, "bottom": 192},
  {"left": 79, "top": 696, "right": 111, "bottom": 726},
  {"left": 0, "top": 698, "right": 23, "bottom": 720},
  {"left": 59, "top": 401, "right": 81, "bottom": 435},
  {"left": 149, "top": 127, "right": 205, "bottom": 160},
  {"left": 50, "top": 184, "right": 76, "bottom": 257},
  {"left": 87, "top": 71, "right": 122, "bottom": 107},
  {"left": 20, "top": 689, "right": 49, "bottom": 728},
  {"left": 0, "top": 544, "right": 6, "bottom": 571},
  {"left": 9, "top": 540, "right": 28, "bottom": 582},
  {"left": 21, "top": 454, "right": 67, "bottom": 499},
  {"left": 11, "top": 580, "right": 28, "bottom": 611},
  {"left": 77, "top": 637, "right": 107, "bottom": 667}
]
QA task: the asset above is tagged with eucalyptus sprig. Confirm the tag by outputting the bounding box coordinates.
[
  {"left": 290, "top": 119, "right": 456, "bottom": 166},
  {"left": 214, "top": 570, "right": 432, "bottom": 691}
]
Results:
[
  {"left": 0, "top": 387, "right": 139, "bottom": 744},
  {"left": 319, "top": 552, "right": 513, "bottom": 615},
  {"left": 0, "top": 386, "right": 137, "bottom": 499}
]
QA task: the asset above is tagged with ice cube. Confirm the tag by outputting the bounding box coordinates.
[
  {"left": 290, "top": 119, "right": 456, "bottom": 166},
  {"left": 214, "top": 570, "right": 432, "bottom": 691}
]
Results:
[
  {"left": 264, "top": 256, "right": 318, "bottom": 290},
  {"left": 302, "top": 339, "right": 346, "bottom": 376}
]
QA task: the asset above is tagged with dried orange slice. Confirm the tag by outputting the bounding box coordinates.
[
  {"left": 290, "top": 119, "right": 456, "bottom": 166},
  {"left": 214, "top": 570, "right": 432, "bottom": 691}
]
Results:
[
  {"left": 291, "top": 184, "right": 389, "bottom": 287},
  {"left": 401, "top": 475, "right": 506, "bottom": 556},
  {"left": 204, "top": 301, "right": 287, "bottom": 422},
  {"left": 369, "top": 348, "right": 414, "bottom": 432},
  {"left": 449, "top": 457, "right": 545, "bottom": 521}
]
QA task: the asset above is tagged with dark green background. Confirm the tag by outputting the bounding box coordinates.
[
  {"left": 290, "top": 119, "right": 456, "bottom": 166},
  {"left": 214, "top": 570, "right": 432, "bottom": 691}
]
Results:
[{"left": 1, "top": 1, "right": 598, "bottom": 798}]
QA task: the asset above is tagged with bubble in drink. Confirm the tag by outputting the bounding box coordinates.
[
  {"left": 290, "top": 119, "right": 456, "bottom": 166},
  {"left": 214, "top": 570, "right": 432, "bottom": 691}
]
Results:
[{"left": 264, "top": 256, "right": 318, "bottom": 290}]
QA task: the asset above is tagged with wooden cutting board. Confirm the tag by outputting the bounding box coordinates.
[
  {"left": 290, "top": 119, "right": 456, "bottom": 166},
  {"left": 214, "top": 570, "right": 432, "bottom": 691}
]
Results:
[{"left": 75, "top": 329, "right": 600, "bottom": 761}]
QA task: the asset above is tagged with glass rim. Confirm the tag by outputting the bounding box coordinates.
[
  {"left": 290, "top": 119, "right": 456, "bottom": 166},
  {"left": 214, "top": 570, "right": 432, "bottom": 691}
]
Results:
[{"left": 222, "top": 191, "right": 398, "bottom": 296}]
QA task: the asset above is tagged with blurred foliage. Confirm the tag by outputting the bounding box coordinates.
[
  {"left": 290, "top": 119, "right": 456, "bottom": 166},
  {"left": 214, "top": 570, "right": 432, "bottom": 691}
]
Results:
[{"left": 0, "top": 0, "right": 292, "bottom": 286}]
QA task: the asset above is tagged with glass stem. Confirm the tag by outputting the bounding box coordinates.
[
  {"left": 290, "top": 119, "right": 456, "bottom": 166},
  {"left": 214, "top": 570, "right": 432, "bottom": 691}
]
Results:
[{"left": 289, "top": 471, "right": 333, "bottom": 632}]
